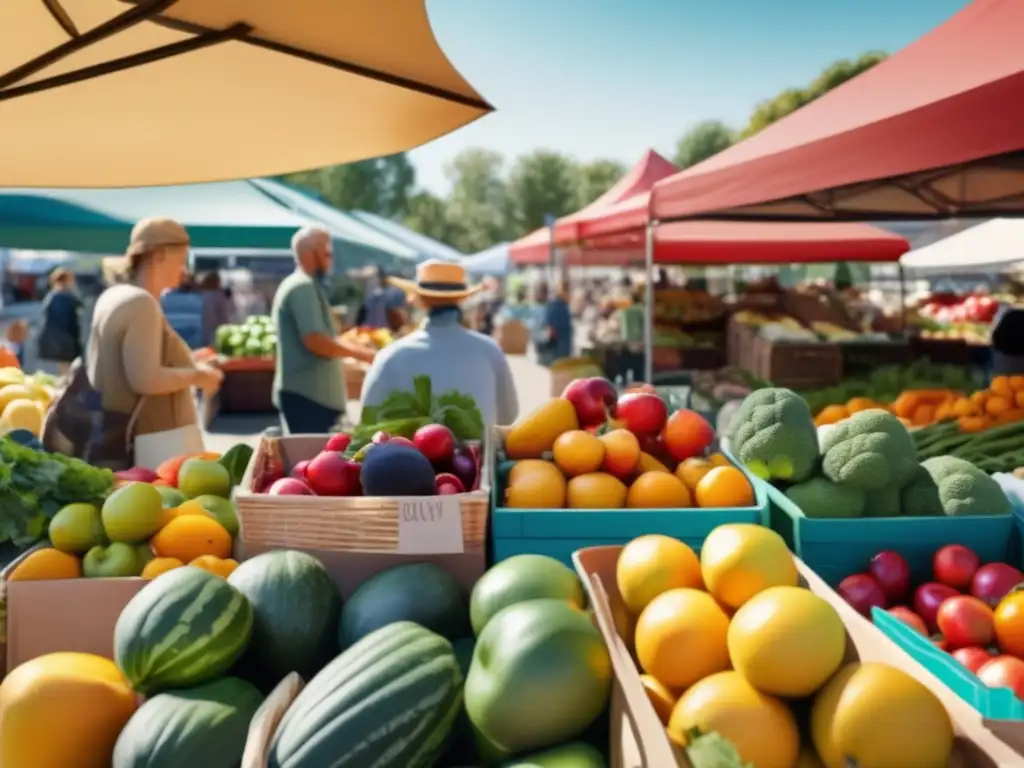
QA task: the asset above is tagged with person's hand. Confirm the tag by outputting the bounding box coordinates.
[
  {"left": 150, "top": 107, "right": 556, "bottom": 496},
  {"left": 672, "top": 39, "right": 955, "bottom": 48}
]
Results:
[{"left": 193, "top": 362, "right": 224, "bottom": 394}]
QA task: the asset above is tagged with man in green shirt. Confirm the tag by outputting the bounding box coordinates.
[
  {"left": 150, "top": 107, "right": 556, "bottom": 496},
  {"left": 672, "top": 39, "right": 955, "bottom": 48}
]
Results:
[{"left": 272, "top": 226, "right": 374, "bottom": 434}]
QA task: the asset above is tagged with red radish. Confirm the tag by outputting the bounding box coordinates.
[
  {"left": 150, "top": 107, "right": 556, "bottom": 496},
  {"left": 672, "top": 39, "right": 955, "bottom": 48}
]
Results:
[
  {"left": 937, "top": 595, "right": 995, "bottom": 649},
  {"left": 388, "top": 436, "right": 416, "bottom": 449},
  {"left": 451, "top": 451, "right": 478, "bottom": 491},
  {"left": 413, "top": 424, "right": 456, "bottom": 464},
  {"left": 371, "top": 431, "right": 391, "bottom": 445},
  {"left": 562, "top": 377, "right": 618, "bottom": 426},
  {"left": 434, "top": 472, "right": 466, "bottom": 495},
  {"left": 971, "top": 563, "right": 1024, "bottom": 608},
  {"left": 977, "top": 656, "right": 1024, "bottom": 699},
  {"left": 291, "top": 460, "right": 310, "bottom": 480},
  {"left": 868, "top": 551, "right": 911, "bottom": 604},
  {"left": 616, "top": 392, "right": 669, "bottom": 435},
  {"left": 325, "top": 433, "right": 352, "bottom": 452},
  {"left": 305, "top": 451, "right": 362, "bottom": 496},
  {"left": 952, "top": 647, "right": 994, "bottom": 674},
  {"left": 268, "top": 478, "right": 315, "bottom": 495},
  {"left": 914, "top": 582, "right": 961, "bottom": 633},
  {"left": 838, "top": 574, "right": 887, "bottom": 617},
  {"left": 886, "top": 606, "right": 928, "bottom": 635},
  {"left": 933, "top": 544, "right": 980, "bottom": 591}
]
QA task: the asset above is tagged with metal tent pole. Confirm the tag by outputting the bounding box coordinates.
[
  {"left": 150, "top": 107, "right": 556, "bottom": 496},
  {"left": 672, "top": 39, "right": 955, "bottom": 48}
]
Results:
[{"left": 644, "top": 220, "right": 655, "bottom": 383}]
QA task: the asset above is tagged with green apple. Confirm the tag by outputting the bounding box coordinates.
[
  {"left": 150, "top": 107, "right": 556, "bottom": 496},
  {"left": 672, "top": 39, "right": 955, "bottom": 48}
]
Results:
[
  {"left": 155, "top": 485, "right": 186, "bottom": 509},
  {"left": 102, "top": 482, "right": 164, "bottom": 542},
  {"left": 83, "top": 542, "right": 143, "bottom": 578},
  {"left": 194, "top": 495, "right": 240, "bottom": 536},
  {"left": 178, "top": 459, "right": 233, "bottom": 500},
  {"left": 135, "top": 542, "right": 155, "bottom": 569},
  {"left": 49, "top": 503, "right": 106, "bottom": 554}
]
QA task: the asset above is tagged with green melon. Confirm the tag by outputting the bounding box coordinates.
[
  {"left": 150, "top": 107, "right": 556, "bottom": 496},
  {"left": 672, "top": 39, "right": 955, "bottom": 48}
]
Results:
[
  {"left": 269, "top": 621, "right": 463, "bottom": 768},
  {"left": 338, "top": 562, "right": 469, "bottom": 648},
  {"left": 227, "top": 550, "right": 342, "bottom": 686},
  {"left": 501, "top": 741, "right": 606, "bottom": 767},
  {"left": 114, "top": 566, "right": 254, "bottom": 695},
  {"left": 469, "top": 554, "right": 585, "bottom": 636},
  {"left": 112, "top": 677, "right": 263, "bottom": 767}
]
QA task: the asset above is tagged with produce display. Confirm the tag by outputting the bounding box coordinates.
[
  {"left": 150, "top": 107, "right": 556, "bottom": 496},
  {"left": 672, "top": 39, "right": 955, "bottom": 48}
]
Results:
[
  {"left": 339, "top": 325, "right": 396, "bottom": 350},
  {"left": 614, "top": 527, "right": 956, "bottom": 767},
  {"left": 733, "top": 309, "right": 885, "bottom": 344},
  {"left": 214, "top": 315, "right": 277, "bottom": 358},
  {"left": 0, "top": 367, "right": 58, "bottom": 436},
  {"left": 497, "top": 377, "right": 756, "bottom": 510}
]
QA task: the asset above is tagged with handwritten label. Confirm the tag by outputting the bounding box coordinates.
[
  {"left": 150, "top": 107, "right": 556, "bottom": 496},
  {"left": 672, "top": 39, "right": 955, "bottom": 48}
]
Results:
[{"left": 397, "top": 496, "right": 464, "bottom": 554}]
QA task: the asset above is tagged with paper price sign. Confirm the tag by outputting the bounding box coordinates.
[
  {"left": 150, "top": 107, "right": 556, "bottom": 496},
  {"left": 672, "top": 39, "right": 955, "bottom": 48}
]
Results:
[{"left": 397, "top": 496, "right": 464, "bottom": 554}]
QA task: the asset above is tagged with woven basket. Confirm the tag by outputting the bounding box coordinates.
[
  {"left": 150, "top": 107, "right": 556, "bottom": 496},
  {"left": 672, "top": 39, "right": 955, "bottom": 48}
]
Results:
[{"left": 235, "top": 435, "right": 489, "bottom": 553}]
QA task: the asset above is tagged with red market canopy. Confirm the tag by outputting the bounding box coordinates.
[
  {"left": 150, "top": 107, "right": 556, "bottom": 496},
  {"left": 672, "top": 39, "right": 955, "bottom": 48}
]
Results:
[
  {"left": 651, "top": 0, "right": 1024, "bottom": 222},
  {"left": 577, "top": 193, "right": 649, "bottom": 240}
]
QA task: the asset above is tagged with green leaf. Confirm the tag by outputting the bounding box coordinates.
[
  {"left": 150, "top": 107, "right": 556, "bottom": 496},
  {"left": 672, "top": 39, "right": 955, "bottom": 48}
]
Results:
[
  {"left": 433, "top": 390, "right": 484, "bottom": 440},
  {"left": 359, "top": 405, "right": 381, "bottom": 425},
  {"left": 413, "top": 375, "right": 433, "bottom": 414}
]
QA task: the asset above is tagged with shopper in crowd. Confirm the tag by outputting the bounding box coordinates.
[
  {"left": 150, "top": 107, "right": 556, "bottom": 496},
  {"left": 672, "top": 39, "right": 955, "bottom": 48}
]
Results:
[
  {"left": 197, "top": 271, "right": 234, "bottom": 346},
  {"left": 273, "top": 226, "right": 376, "bottom": 434},
  {"left": 532, "top": 280, "right": 574, "bottom": 366},
  {"left": 358, "top": 265, "right": 407, "bottom": 331},
  {"left": 3, "top": 320, "right": 28, "bottom": 368},
  {"left": 82, "top": 218, "right": 223, "bottom": 468},
  {"left": 990, "top": 304, "right": 1024, "bottom": 380},
  {"left": 37, "top": 268, "right": 83, "bottom": 374},
  {"left": 361, "top": 260, "right": 518, "bottom": 429}
]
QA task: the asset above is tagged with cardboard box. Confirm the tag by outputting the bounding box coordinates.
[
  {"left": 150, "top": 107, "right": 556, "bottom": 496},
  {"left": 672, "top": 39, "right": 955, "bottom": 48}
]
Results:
[
  {"left": 242, "top": 672, "right": 303, "bottom": 768},
  {"left": 574, "top": 544, "right": 1023, "bottom": 767},
  {"left": 494, "top": 320, "right": 528, "bottom": 355}
]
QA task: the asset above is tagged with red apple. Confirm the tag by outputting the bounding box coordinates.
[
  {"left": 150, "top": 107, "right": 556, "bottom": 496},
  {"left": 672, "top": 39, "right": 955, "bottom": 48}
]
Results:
[
  {"left": 562, "top": 377, "right": 618, "bottom": 427},
  {"left": 952, "top": 647, "right": 995, "bottom": 675},
  {"left": 435, "top": 472, "right": 466, "bottom": 495},
  {"left": 305, "top": 451, "right": 362, "bottom": 496},
  {"left": 256, "top": 463, "right": 285, "bottom": 493},
  {"left": 868, "top": 551, "right": 911, "bottom": 604},
  {"left": 914, "top": 582, "right": 961, "bottom": 633},
  {"left": 290, "top": 460, "right": 310, "bottom": 480},
  {"left": 971, "top": 563, "right": 1024, "bottom": 608},
  {"left": 886, "top": 606, "right": 928, "bottom": 635},
  {"left": 933, "top": 544, "right": 980, "bottom": 591},
  {"left": 325, "top": 433, "right": 352, "bottom": 452},
  {"left": 978, "top": 656, "right": 1024, "bottom": 699},
  {"left": 413, "top": 424, "right": 456, "bottom": 464},
  {"left": 937, "top": 595, "right": 995, "bottom": 650},
  {"left": 268, "top": 478, "right": 315, "bottom": 495},
  {"left": 616, "top": 392, "right": 669, "bottom": 436},
  {"left": 838, "top": 573, "right": 887, "bottom": 617}
]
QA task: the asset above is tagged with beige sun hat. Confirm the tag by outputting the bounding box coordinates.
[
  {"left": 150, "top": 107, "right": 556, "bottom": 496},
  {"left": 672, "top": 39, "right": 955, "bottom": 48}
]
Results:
[
  {"left": 388, "top": 259, "right": 482, "bottom": 300},
  {"left": 124, "top": 217, "right": 190, "bottom": 271}
]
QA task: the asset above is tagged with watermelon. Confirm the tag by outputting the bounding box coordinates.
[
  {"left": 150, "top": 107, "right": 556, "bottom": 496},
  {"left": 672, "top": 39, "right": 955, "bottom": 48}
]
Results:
[
  {"left": 112, "top": 677, "right": 263, "bottom": 767},
  {"left": 338, "top": 562, "right": 469, "bottom": 648},
  {"left": 114, "top": 566, "right": 254, "bottom": 694},
  {"left": 228, "top": 550, "right": 342, "bottom": 687},
  {"left": 270, "top": 621, "right": 463, "bottom": 768}
]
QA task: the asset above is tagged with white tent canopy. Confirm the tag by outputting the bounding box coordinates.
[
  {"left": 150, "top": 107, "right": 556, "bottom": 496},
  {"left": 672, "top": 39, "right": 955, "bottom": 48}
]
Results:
[
  {"left": 900, "top": 219, "right": 1024, "bottom": 275},
  {"left": 463, "top": 242, "right": 510, "bottom": 277}
]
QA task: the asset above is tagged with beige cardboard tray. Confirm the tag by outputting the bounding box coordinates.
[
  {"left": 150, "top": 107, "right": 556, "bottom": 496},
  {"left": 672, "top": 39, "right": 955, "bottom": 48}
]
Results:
[
  {"left": 574, "top": 544, "right": 1023, "bottom": 768},
  {"left": 242, "top": 672, "right": 303, "bottom": 768}
]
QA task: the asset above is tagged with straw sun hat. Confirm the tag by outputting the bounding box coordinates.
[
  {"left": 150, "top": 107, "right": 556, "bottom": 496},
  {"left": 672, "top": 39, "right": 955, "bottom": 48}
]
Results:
[
  {"left": 124, "top": 217, "right": 190, "bottom": 271},
  {"left": 388, "top": 259, "right": 482, "bottom": 301}
]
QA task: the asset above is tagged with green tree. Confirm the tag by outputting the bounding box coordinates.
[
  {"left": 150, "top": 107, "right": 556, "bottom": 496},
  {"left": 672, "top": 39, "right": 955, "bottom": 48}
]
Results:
[
  {"left": 279, "top": 153, "right": 416, "bottom": 218},
  {"left": 443, "top": 148, "right": 511, "bottom": 253},
  {"left": 403, "top": 191, "right": 464, "bottom": 249},
  {"left": 674, "top": 120, "right": 736, "bottom": 169},
  {"left": 576, "top": 159, "right": 626, "bottom": 207},
  {"left": 505, "top": 150, "right": 580, "bottom": 235}
]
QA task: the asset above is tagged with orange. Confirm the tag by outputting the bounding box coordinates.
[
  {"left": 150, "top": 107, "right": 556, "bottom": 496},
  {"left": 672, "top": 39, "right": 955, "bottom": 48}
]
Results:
[
  {"left": 640, "top": 675, "right": 677, "bottom": 726},
  {"left": 636, "top": 451, "right": 671, "bottom": 474},
  {"left": 626, "top": 472, "right": 691, "bottom": 509},
  {"left": 700, "top": 524, "right": 798, "bottom": 610},
  {"left": 190, "top": 555, "right": 240, "bottom": 578},
  {"left": 695, "top": 466, "right": 755, "bottom": 508},
  {"left": 598, "top": 429, "right": 641, "bottom": 479},
  {"left": 150, "top": 515, "right": 232, "bottom": 562},
  {"left": 552, "top": 430, "right": 605, "bottom": 476},
  {"left": 635, "top": 587, "right": 731, "bottom": 690},
  {"left": 8, "top": 548, "right": 81, "bottom": 581},
  {"left": 675, "top": 457, "right": 713, "bottom": 490},
  {"left": 617, "top": 534, "right": 703, "bottom": 614},
  {"left": 707, "top": 452, "right": 730, "bottom": 468},
  {"left": 566, "top": 472, "right": 627, "bottom": 509},
  {"left": 160, "top": 498, "right": 217, "bottom": 528},
  {"left": 505, "top": 460, "right": 567, "bottom": 508},
  {"left": 141, "top": 557, "right": 184, "bottom": 580}
]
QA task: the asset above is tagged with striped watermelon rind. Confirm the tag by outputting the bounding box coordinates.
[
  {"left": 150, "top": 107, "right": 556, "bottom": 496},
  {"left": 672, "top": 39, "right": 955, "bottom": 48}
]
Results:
[
  {"left": 269, "top": 621, "right": 463, "bottom": 768},
  {"left": 114, "top": 566, "right": 254, "bottom": 695}
]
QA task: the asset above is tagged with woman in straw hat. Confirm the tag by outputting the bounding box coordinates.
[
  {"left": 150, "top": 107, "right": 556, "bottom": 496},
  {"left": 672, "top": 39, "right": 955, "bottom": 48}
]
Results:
[
  {"left": 360, "top": 260, "right": 519, "bottom": 429},
  {"left": 83, "top": 218, "right": 223, "bottom": 468}
]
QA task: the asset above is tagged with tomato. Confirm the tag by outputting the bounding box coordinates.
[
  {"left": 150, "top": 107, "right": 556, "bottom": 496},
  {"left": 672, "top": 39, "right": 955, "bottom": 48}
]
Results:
[
  {"left": 977, "top": 656, "right": 1024, "bottom": 699},
  {"left": 868, "top": 551, "right": 911, "bottom": 604},
  {"left": 885, "top": 606, "right": 927, "bottom": 636},
  {"left": 971, "top": 563, "right": 1024, "bottom": 608},
  {"left": 994, "top": 590, "right": 1024, "bottom": 658},
  {"left": 838, "top": 574, "right": 887, "bottom": 617},
  {"left": 951, "top": 647, "right": 994, "bottom": 675},
  {"left": 932, "top": 545, "right": 980, "bottom": 590},
  {"left": 936, "top": 596, "right": 994, "bottom": 650},
  {"left": 914, "top": 582, "right": 960, "bottom": 633}
]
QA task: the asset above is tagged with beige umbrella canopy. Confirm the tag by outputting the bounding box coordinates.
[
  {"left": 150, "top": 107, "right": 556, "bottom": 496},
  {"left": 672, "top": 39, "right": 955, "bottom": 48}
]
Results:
[{"left": 0, "top": 0, "right": 492, "bottom": 187}]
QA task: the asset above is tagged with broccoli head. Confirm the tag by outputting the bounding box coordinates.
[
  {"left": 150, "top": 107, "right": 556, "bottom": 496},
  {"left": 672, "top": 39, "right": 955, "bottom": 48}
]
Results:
[
  {"left": 900, "top": 465, "right": 944, "bottom": 517},
  {"left": 921, "top": 456, "right": 1013, "bottom": 517},
  {"left": 730, "top": 388, "right": 819, "bottom": 483},
  {"left": 785, "top": 477, "right": 865, "bottom": 519},
  {"left": 864, "top": 484, "right": 903, "bottom": 517},
  {"left": 819, "top": 409, "right": 918, "bottom": 492}
]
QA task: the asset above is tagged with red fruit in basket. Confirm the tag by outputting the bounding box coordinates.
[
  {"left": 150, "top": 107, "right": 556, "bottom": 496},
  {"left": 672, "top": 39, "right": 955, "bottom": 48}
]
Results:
[
  {"left": 435, "top": 472, "right": 466, "bottom": 495},
  {"left": 451, "top": 449, "right": 478, "bottom": 491},
  {"left": 933, "top": 544, "right": 980, "bottom": 590},
  {"left": 868, "top": 551, "right": 911, "bottom": 604},
  {"left": 268, "top": 478, "right": 315, "bottom": 495},
  {"left": 616, "top": 392, "right": 668, "bottom": 435},
  {"left": 838, "top": 573, "right": 887, "bottom": 617},
  {"left": 306, "top": 451, "right": 362, "bottom": 496},
  {"left": 886, "top": 606, "right": 928, "bottom": 635},
  {"left": 977, "top": 656, "right": 1024, "bottom": 699},
  {"left": 413, "top": 424, "right": 456, "bottom": 465},
  {"left": 290, "top": 460, "right": 310, "bottom": 480},
  {"left": 388, "top": 436, "right": 416, "bottom": 449},
  {"left": 371, "top": 431, "right": 391, "bottom": 445},
  {"left": 971, "top": 563, "right": 1024, "bottom": 608},
  {"left": 256, "top": 463, "right": 285, "bottom": 493},
  {"left": 952, "top": 647, "right": 995, "bottom": 674},
  {"left": 937, "top": 595, "right": 995, "bottom": 649},
  {"left": 914, "top": 582, "right": 961, "bottom": 633},
  {"left": 563, "top": 377, "right": 618, "bottom": 426},
  {"left": 325, "top": 433, "right": 352, "bottom": 452},
  {"left": 660, "top": 409, "right": 715, "bottom": 462}
]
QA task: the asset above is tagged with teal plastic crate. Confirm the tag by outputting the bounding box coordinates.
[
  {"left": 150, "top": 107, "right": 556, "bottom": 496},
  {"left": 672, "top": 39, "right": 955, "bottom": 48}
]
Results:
[
  {"left": 759, "top": 477, "right": 1019, "bottom": 587},
  {"left": 491, "top": 461, "right": 768, "bottom": 567}
]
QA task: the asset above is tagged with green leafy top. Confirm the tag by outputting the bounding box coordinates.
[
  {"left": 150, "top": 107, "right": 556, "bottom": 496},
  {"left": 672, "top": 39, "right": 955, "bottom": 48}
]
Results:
[{"left": 685, "top": 730, "right": 753, "bottom": 768}]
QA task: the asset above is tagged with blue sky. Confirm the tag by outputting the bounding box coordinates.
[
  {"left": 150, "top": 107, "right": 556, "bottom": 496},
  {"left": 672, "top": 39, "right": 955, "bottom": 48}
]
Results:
[{"left": 409, "top": 0, "right": 970, "bottom": 195}]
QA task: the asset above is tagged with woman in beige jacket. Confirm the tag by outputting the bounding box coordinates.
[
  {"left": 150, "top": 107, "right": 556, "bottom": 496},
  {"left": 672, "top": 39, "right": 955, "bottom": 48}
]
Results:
[{"left": 87, "top": 218, "right": 224, "bottom": 469}]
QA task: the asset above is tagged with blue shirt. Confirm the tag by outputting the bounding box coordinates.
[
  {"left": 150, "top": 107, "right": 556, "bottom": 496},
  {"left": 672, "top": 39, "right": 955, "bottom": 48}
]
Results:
[
  {"left": 360, "top": 307, "right": 519, "bottom": 428},
  {"left": 362, "top": 286, "right": 405, "bottom": 328}
]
